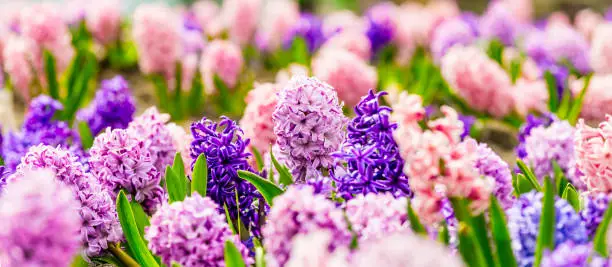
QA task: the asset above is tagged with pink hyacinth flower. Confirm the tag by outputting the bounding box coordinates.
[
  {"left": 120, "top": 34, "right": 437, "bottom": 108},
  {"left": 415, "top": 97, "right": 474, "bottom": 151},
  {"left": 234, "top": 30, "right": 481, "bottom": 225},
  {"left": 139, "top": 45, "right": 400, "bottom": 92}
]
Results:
[
  {"left": 132, "top": 4, "right": 181, "bottom": 78},
  {"left": 192, "top": 0, "right": 219, "bottom": 35},
  {"left": 312, "top": 49, "right": 378, "bottom": 108},
  {"left": 576, "top": 9, "right": 604, "bottom": 42},
  {"left": 590, "top": 23, "right": 612, "bottom": 74},
  {"left": 512, "top": 78, "right": 549, "bottom": 116},
  {"left": 256, "top": 0, "right": 300, "bottom": 51},
  {"left": 3, "top": 36, "right": 34, "bottom": 101},
  {"left": 275, "top": 64, "right": 309, "bottom": 85},
  {"left": 571, "top": 75, "right": 612, "bottom": 121},
  {"left": 240, "top": 83, "right": 280, "bottom": 155},
  {"left": 441, "top": 45, "right": 513, "bottom": 118},
  {"left": 86, "top": 0, "right": 121, "bottom": 45},
  {"left": 320, "top": 30, "right": 371, "bottom": 61},
  {"left": 200, "top": 40, "right": 244, "bottom": 94},
  {"left": 575, "top": 117, "right": 612, "bottom": 193},
  {"left": 322, "top": 10, "right": 364, "bottom": 37},
  {"left": 221, "top": 0, "right": 261, "bottom": 46}
]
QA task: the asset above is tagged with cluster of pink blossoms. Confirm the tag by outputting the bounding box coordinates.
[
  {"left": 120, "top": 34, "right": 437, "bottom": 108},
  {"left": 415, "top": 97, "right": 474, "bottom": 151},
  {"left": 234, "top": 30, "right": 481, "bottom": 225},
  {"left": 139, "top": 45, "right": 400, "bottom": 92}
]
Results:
[
  {"left": 571, "top": 75, "right": 612, "bottom": 121},
  {"left": 200, "top": 40, "right": 244, "bottom": 94},
  {"left": 392, "top": 93, "right": 491, "bottom": 224},
  {"left": 590, "top": 23, "right": 612, "bottom": 74},
  {"left": 85, "top": 0, "right": 121, "bottom": 45},
  {"left": 575, "top": 116, "right": 612, "bottom": 193},
  {"left": 240, "top": 83, "right": 279, "bottom": 155}
]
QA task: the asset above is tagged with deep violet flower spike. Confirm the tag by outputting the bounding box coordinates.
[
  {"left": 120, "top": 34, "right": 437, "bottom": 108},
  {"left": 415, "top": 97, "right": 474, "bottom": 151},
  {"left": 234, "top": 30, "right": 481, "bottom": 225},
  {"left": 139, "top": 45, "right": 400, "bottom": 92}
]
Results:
[
  {"left": 507, "top": 191, "right": 588, "bottom": 267},
  {"left": 581, "top": 193, "right": 610, "bottom": 238},
  {"left": 77, "top": 75, "right": 136, "bottom": 136},
  {"left": 284, "top": 13, "right": 326, "bottom": 53},
  {"left": 365, "top": 3, "right": 395, "bottom": 57},
  {"left": 332, "top": 90, "right": 411, "bottom": 199},
  {"left": 190, "top": 116, "right": 264, "bottom": 237}
]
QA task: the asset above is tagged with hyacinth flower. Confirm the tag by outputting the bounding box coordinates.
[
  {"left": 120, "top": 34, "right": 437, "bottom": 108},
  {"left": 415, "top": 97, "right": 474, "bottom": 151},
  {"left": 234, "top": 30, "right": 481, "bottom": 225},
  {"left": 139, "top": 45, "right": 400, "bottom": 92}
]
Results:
[
  {"left": 190, "top": 117, "right": 264, "bottom": 237},
  {"left": 0, "top": 169, "right": 82, "bottom": 267},
  {"left": 272, "top": 75, "right": 347, "bottom": 182},
  {"left": 240, "top": 83, "right": 279, "bottom": 156},
  {"left": 575, "top": 116, "right": 612, "bottom": 194},
  {"left": 127, "top": 107, "right": 176, "bottom": 173},
  {"left": 2, "top": 95, "right": 83, "bottom": 171},
  {"left": 365, "top": 2, "right": 396, "bottom": 59},
  {"left": 76, "top": 75, "right": 136, "bottom": 136},
  {"left": 283, "top": 13, "right": 326, "bottom": 56},
  {"left": 332, "top": 90, "right": 411, "bottom": 199}
]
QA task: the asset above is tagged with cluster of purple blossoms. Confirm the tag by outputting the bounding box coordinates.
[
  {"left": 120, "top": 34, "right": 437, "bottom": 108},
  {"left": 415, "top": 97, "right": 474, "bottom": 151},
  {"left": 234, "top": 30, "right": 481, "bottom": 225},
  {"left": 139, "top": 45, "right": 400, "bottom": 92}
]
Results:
[
  {"left": 365, "top": 2, "right": 395, "bottom": 56},
  {"left": 345, "top": 193, "right": 408, "bottom": 242},
  {"left": 77, "top": 75, "right": 136, "bottom": 136},
  {"left": 284, "top": 13, "right": 326, "bottom": 53},
  {"left": 541, "top": 242, "right": 591, "bottom": 267},
  {"left": 127, "top": 107, "right": 176, "bottom": 173},
  {"left": 332, "top": 90, "right": 411, "bottom": 199},
  {"left": 516, "top": 113, "right": 556, "bottom": 159},
  {"left": 476, "top": 142, "right": 514, "bottom": 208},
  {"left": 89, "top": 128, "right": 164, "bottom": 214},
  {"left": 479, "top": 1, "right": 521, "bottom": 46},
  {"left": 524, "top": 120, "right": 582, "bottom": 187},
  {"left": 507, "top": 192, "right": 588, "bottom": 267},
  {"left": 0, "top": 169, "right": 81, "bottom": 266},
  {"left": 3, "top": 95, "right": 82, "bottom": 171},
  {"left": 431, "top": 17, "right": 477, "bottom": 62},
  {"left": 262, "top": 186, "right": 351, "bottom": 267},
  {"left": 581, "top": 193, "right": 610, "bottom": 238},
  {"left": 272, "top": 75, "right": 347, "bottom": 182},
  {"left": 145, "top": 193, "right": 252, "bottom": 267},
  {"left": 9, "top": 145, "right": 121, "bottom": 256},
  {"left": 190, "top": 117, "right": 263, "bottom": 237}
]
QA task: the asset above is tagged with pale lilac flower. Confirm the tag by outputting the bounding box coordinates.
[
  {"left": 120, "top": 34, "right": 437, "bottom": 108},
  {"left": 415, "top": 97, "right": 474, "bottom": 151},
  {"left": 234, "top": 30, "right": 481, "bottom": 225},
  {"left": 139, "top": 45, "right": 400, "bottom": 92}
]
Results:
[
  {"left": 345, "top": 193, "right": 409, "bottom": 241},
  {"left": 127, "top": 107, "right": 176, "bottom": 173}
]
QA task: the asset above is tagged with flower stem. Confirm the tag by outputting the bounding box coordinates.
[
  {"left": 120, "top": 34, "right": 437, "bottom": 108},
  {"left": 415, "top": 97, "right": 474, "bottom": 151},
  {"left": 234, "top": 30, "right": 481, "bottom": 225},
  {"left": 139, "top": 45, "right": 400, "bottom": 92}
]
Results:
[{"left": 109, "top": 243, "right": 140, "bottom": 267}]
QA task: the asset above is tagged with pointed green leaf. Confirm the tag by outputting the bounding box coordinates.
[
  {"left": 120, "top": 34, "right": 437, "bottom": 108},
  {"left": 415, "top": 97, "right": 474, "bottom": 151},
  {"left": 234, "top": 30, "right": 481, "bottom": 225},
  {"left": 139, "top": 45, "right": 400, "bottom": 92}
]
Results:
[
  {"left": 490, "top": 197, "right": 518, "bottom": 267},
  {"left": 77, "top": 121, "right": 94, "bottom": 150},
  {"left": 438, "top": 222, "right": 450, "bottom": 245},
  {"left": 66, "top": 50, "right": 84, "bottom": 96},
  {"left": 223, "top": 204, "right": 238, "bottom": 235},
  {"left": 63, "top": 54, "right": 96, "bottom": 121},
  {"left": 255, "top": 246, "right": 266, "bottom": 267},
  {"left": 407, "top": 199, "right": 427, "bottom": 235},
  {"left": 43, "top": 50, "right": 60, "bottom": 100},
  {"left": 557, "top": 86, "right": 572, "bottom": 120},
  {"left": 71, "top": 254, "right": 88, "bottom": 267},
  {"left": 173, "top": 61, "right": 183, "bottom": 119},
  {"left": 517, "top": 174, "right": 535, "bottom": 195},
  {"left": 251, "top": 147, "right": 265, "bottom": 171},
  {"left": 237, "top": 170, "right": 284, "bottom": 206},
  {"left": 510, "top": 59, "right": 522, "bottom": 84},
  {"left": 116, "top": 191, "right": 159, "bottom": 267},
  {"left": 224, "top": 240, "right": 247, "bottom": 267},
  {"left": 562, "top": 184, "right": 580, "bottom": 212},
  {"left": 173, "top": 152, "right": 186, "bottom": 182},
  {"left": 471, "top": 213, "right": 497, "bottom": 267},
  {"left": 487, "top": 39, "right": 504, "bottom": 65},
  {"left": 457, "top": 223, "right": 488, "bottom": 267},
  {"left": 567, "top": 74, "right": 592, "bottom": 125},
  {"left": 594, "top": 200, "right": 612, "bottom": 257},
  {"left": 291, "top": 37, "right": 309, "bottom": 66},
  {"left": 188, "top": 71, "right": 204, "bottom": 116},
  {"left": 191, "top": 154, "right": 208, "bottom": 197},
  {"left": 545, "top": 71, "right": 559, "bottom": 112},
  {"left": 516, "top": 160, "right": 542, "bottom": 191},
  {"left": 165, "top": 166, "right": 186, "bottom": 203},
  {"left": 270, "top": 149, "right": 293, "bottom": 186},
  {"left": 534, "top": 177, "right": 555, "bottom": 267},
  {"left": 214, "top": 75, "right": 232, "bottom": 113},
  {"left": 553, "top": 161, "right": 568, "bottom": 196},
  {"left": 152, "top": 75, "right": 169, "bottom": 112}
]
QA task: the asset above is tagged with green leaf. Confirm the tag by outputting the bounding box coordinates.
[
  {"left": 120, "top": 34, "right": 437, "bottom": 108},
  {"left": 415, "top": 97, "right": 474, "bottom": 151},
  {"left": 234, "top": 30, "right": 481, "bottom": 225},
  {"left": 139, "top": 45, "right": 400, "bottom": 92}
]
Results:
[
  {"left": 407, "top": 199, "right": 427, "bottom": 235},
  {"left": 255, "top": 246, "right": 266, "bottom": 267},
  {"left": 77, "top": 121, "right": 94, "bottom": 150},
  {"left": 173, "top": 61, "right": 183, "bottom": 120},
  {"left": 70, "top": 254, "right": 89, "bottom": 267},
  {"left": 594, "top": 199, "right": 612, "bottom": 257},
  {"left": 553, "top": 161, "right": 567, "bottom": 196},
  {"left": 545, "top": 71, "right": 559, "bottom": 112},
  {"left": 562, "top": 184, "right": 580, "bottom": 212},
  {"left": 43, "top": 50, "right": 60, "bottom": 100},
  {"left": 224, "top": 240, "right": 246, "bottom": 267},
  {"left": 173, "top": 152, "right": 186, "bottom": 182},
  {"left": 291, "top": 37, "right": 309, "bottom": 66},
  {"left": 270, "top": 149, "right": 293, "bottom": 186},
  {"left": 567, "top": 74, "right": 592, "bottom": 125},
  {"left": 165, "top": 166, "right": 187, "bottom": 203},
  {"left": 557, "top": 86, "right": 571, "bottom": 119},
  {"left": 517, "top": 174, "right": 535, "bottom": 195},
  {"left": 151, "top": 75, "right": 169, "bottom": 112},
  {"left": 251, "top": 147, "right": 265, "bottom": 171},
  {"left": 490, "top": 197, "right": 518, "bottom": 267},
  {"left": 516, "top": 160, "right": 542, "bottom": 191},
  {"left": 510, "top": 59, "right": 522, "bottom": 84},
  {"left": 191, "top": 154, "right": 208, "bottom": 197},
  {"left": 188, "top": 71, "right": 204, "bottom": 116},
  {"left": 63, "top": 53, "right": 96, "bottom": 122},
  {"left": 534, "top": 177, "right": 555, "bottom": 267},
  {"left": 116, "top": 191, "right": 159, "bottom": 267},
  {"left": 214, "top": 75, "right": 233, "bottom": 113},
  {"left": 457, "top": 223, "right": 488, "bottom": 267},
  {"left": 66, "top": 50, "right": 85, "bottom": 96},
  {"left": 224, "top": 204, "right": 238, "bottom": 235},
  {"left": 438, "top": 222, "right": 450, "bottom": 245},
  {"left": 130, "top": 201, "right": 150, "bottom": 238},
  {"left": 487, "top": 39, "right": 504, "bottom": 65},
  {"left": 471, "top": 213, "right": 498, "bottom": 267},
  {"left": 237, "top": 170, "right": 284, "bottom": 206}
]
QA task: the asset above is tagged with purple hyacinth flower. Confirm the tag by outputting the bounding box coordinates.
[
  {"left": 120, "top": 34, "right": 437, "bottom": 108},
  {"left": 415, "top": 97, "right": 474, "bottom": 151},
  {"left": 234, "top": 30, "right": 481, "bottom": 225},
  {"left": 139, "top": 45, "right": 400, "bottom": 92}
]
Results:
[
  {"left": 476, "top": 143, "right": 514, "bottom": 209},
  {"left": 542, "top": 241, "right": 591, "bottom": 267},
  {"left": 606, "top": 8, "right": 612, "bottom": 21},
  {"left": 332, "top": 90, "right": 411, "bottom": 199},
  {"left": 459, "top": 114, "right": 475, "bottom": 140},
  {"left": 365, "top": 2, "right": 395, "bottom": 57},
  {"left": 190, "top": 117, "right": 264, "bottom": 237},
  {"left": 508, "top": 192, "right": 588, "bottom": 267},
  {"left": 581, "top": 193, "right": 610, "bottom": 238},
  {"left": 461, "top": 12, "right": 480, "bottom": 36},
  {"left": 431, "top": 17, "right": 477, "bottom": 62},
  {"left": 284, "top": 13, "right": 325, "bottom": 53},
  {"left": 77, "top": 75, "right": 136, "bottom": 136},
  {"left": 479, "top": 1, "right": 520, "bottom": 46},
  {"left": 516, "top": 113, "right": 556, "bottom": 159}
]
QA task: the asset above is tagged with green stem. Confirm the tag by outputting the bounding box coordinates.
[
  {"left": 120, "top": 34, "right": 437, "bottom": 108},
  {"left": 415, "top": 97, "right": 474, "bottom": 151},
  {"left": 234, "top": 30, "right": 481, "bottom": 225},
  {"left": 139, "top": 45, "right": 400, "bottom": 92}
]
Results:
[{"left": 109, "top": 243, "right": 140, "bottom": 267}]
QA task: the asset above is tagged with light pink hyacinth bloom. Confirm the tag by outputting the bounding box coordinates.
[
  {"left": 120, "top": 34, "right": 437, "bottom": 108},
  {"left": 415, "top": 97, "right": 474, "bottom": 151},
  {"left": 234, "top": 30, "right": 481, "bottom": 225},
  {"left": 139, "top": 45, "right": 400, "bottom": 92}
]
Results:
[
  {"left": 240, "top": 83, "right": 279, "bottom": 155},
  {"left": 192, "top": 0, "right": 219, "bottom": 35},
  {"left": 256, "top": 0, "right": 300, "bottom": 51},
  {"left": 20, "top": 4, "right": 75, "bottom": 77},
  {"left": 320, "top": 30, "right": 371, "bottom": 61},
  {"left": 575, "top": 116, "right": 612, "bottom": 193},
  {"left": 275, "top": 64, "right": 309, "bottom": 85},
  {"left": 132, "top": 4, "right": 181, "bottom": 78},
  {"left": 200, "top": 40, "right": 244, "bottom": 94},
  {"left": 3, "top": 36, "right": 34, "bottom": 101},
  {"left": 495, "top": 0, "right": 533, "bottom": 23},
  {"left": 86, "top": 0, "right": 121, "bottom": 45},
  {"left": 285, "top": 230, "right": 350, "bottom": 267},
  {"left": 512, "top": 79, "right": 548, "bottom": 116},
  {"left": 570, "top": 75, "right": 612, "bottom": 121},
  {"left": 590, "top": 23, "right": 612, "bottom": 74},
  {"left": 221, "top": 0, "right": 261, "bottom": 46},
  {"left": 322, "top": 10, "right": 364, "bottom": 37},
  {"left": 312, "top": 49, "right": 378, "bottom": 108},
  {"left": 441, "top": 46, "right": 513, "bottom": 118},
  {"left": 575, "top": 9, "right": 603, "bottom": 42}
]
